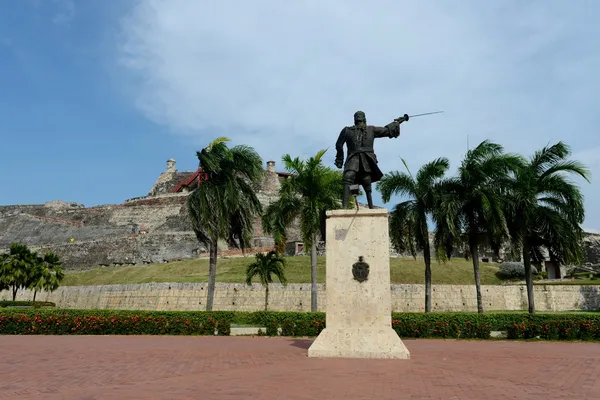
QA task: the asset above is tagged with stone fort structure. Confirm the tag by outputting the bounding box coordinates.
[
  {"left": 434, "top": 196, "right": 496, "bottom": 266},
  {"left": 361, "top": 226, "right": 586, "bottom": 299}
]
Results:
[
  {"left": 1, "top": 158, "right": 599, "bottom": 270},
  {"left": 0, "top": 159, "right": 299, "bottom": 269}
]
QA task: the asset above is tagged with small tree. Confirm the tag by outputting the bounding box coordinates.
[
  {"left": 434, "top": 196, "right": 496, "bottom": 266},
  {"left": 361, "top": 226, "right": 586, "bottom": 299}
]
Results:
[
  {"left": 0, "top": 243, "right": 34, "bottom": 301},
  {"left": 245, "top": 251, "right": 287, "bottom": 310},
  {"left": 29, "top": 252, "right": 64, "bottom": 302}
]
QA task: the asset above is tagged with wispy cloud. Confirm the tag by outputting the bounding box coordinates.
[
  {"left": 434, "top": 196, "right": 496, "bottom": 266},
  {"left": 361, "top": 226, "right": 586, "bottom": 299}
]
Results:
[
  {"left": 117, "top": 0, "right": 600, "bottom": 228},
  {"left": 52, "top": 0, "right": 75, "bottom": 25}
]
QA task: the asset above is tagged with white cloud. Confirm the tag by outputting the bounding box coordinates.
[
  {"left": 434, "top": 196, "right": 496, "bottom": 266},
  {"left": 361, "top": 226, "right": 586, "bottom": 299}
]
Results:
[
  {"left": 584, "top": 228, "right": 600, "bottom": 234},
  {"left": 117, "top": 0, "right": 600, "bottom": 227}
]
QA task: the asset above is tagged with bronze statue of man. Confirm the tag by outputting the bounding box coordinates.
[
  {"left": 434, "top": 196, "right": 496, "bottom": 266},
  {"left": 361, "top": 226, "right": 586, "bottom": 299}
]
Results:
[{"left": 334, "top": 111, "right": 406, "bottom": 209}]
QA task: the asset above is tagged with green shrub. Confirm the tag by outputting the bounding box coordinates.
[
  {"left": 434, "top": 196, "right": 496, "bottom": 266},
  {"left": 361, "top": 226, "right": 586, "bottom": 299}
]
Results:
[
  {"left": 0, "top": 301, "right": 55, "bottom": 308},
  {"left": 0, "top": 309, "right": 232, "bottom": 336},
  {"left": 243, "top": 311, "right": 326, "bottom": 337},
  {"left": 506, "top": 319, "right": 600, "bottom": 340},
  {"left": 1, "top": 309, "right": 598, "bottom": 341},
  {"left": 536, "top": 271, "right": 548, "bottom": 280},
  {"left": 391, "top": 313, "right": 491, "bottom": 339},
  {"left": 496, "top": 262, "right": 538, "bottom": 280},
  {"left": 392, "top": 312, "right": 600, "bottom": 340}
]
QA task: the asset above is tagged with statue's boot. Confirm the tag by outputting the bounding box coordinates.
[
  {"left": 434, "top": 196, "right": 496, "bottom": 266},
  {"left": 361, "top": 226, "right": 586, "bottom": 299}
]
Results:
[
  {"left": 342, "top": 184, "right": 351, "bottom": 208},
  {"left": 363, "top": 180, "right": 374, "bottom": 209},
  {"left": 365, "top": 189, "right": 373, "bottom": 209}
]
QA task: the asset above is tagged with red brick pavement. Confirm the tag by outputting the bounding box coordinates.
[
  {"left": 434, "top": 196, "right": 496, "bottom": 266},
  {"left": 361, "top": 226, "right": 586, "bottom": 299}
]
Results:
[{"left": 1, "top": 336, "right": 599, "bottom": 399}]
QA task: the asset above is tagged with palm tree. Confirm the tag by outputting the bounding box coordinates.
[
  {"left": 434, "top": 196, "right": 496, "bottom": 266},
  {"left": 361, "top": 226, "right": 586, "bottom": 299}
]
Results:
[
  {"left": 0, "top": 243, "right": 34, "bottom": 301},
  {"left": 377, "top": 157, "right": 449, "bottom": 312},
  {"left": 245, "top": 251, "right": 287, "bottom": 310},
  {"left": 30, "top": 252, "right": 65, "bottom": 302},
  {"left": 188, "top": 137, "right": 264, "bottom": 311},
  {"left": 262, "top": 149, "right": 342, "bottom": 312},
  {"left": 436, "top": 140, "right": 522, "bottom": 313},
  {"left": 505, "top": 142, "right": 590, "bottom": 313}
]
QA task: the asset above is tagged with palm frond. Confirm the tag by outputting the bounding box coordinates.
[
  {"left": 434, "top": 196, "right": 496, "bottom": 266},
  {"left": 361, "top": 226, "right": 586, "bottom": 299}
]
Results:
[
  {"left": 377, "top": 171, "right": 416, "bottom": 203},
  {"left": 415, "top": 157, "right": 450, "bottom": 192},
  {"left": 245, "top": 251, "right": 287, "bottom": 287}
]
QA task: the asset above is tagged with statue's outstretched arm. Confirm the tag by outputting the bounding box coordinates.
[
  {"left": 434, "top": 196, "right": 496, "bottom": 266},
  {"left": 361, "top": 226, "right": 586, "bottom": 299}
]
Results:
[{"left": 373, "top": 121, "right": 400, "bottom": 139}]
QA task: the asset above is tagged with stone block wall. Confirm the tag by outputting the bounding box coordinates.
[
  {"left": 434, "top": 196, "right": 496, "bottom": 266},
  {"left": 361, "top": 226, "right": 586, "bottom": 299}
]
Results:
[
  {"left": 0, "top": 191, "right": 298, "bottom": 269},
  {"left": 4, "top": 283, "right": 599, "bottom": 312}
]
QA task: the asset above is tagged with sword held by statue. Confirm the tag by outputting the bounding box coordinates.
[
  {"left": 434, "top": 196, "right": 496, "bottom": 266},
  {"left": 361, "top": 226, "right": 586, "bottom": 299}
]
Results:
[{"left": 394, "top": 110, "right": 444, "bottom": 123}]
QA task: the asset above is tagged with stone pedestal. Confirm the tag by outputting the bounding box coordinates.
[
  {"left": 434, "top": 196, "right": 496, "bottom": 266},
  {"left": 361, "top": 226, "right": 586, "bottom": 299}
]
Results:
[{"left": 308, "top": 208, "right": 410, "bottom": 359}]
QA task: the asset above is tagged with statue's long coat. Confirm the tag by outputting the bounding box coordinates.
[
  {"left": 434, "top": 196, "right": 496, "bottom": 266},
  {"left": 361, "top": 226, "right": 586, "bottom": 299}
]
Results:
[{"left": 335, "top": 121, "right": 400, "bottom": 183}]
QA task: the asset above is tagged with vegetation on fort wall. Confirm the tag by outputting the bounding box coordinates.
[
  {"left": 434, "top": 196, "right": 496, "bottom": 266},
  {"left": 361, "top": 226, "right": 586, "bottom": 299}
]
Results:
[
  {"left": 1, "top": 309, "right": 599, "bottom": 341},
  {"left": 62, "top": 256, "right": 503, "bottom": 286}
]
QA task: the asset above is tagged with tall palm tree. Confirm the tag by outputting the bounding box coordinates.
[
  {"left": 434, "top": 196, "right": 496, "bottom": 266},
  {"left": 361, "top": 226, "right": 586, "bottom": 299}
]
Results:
[
  {"left": 262, "top": 149, "right": 342, "bottom": 312},
  {"left": 436, "top": 140, "right": 521, "bottom": 313},
  {"left": 245, "top": 251, "right": 287, "bottom": 310},
  {"left": 188, "top": 137, "right": 264, "bottom": 311},
  {"left": 30, "top": 252, "right": 65, "bottom": 302},
  {"left": 505, "top": 142, "right": 590, "bottom": 313},
  {"left": 377, "top": 158, "right": 449, "bottom": 312}
]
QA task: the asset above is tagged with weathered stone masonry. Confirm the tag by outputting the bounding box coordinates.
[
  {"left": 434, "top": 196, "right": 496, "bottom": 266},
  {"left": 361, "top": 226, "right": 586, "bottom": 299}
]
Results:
[
  {"left": 0, "top": 159, "right": 299, "bottom": 269},
  {"left": 3, "top": 283, "right": 599, "bottom": 313}
]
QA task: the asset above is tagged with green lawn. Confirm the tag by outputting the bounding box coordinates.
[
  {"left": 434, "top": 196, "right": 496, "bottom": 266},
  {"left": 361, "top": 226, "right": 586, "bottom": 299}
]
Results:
[{"left": 63, "top": 256, "right": 504, "bottom": 286}]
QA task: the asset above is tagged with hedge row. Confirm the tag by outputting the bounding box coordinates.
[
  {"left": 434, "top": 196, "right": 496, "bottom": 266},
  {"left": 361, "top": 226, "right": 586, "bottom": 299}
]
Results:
[
  {"left": 391, "top": 312, "right": 600, "bottom": 340},
  {"left": 0, "top": 301, "right": 56, "bottom": 308},
  {"left": 1, "top": 309, "right": 599, "bottom": 341},
  {"left": 0, "top": 309, "right": 231, "bottom": 336}
]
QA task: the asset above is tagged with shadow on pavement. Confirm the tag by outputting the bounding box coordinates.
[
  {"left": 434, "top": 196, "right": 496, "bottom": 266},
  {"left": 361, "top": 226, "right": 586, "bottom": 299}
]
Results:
[{"left": 288, "top": 338, "right": 313, "bottom": 349}]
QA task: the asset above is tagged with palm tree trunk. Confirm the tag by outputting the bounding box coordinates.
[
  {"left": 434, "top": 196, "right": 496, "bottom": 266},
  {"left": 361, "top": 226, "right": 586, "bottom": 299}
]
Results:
[
  {"left": 470, "top": 241, "right": 484, "bottom": 313},
  {"left": 33, "top": 291, "right": 37, "bottom": 302},
  {"left": 206, "top": 240, "right": 218, "bottom": 311},
  {"left": 522, "top": 240, "right": 535, "bottom": 314},
  {"left": 12, "top": 286, "right": 17, "bottom": 301},
  {"left": 310, "top": 233, "right": 318, "bottom": 312},
  {"left": 265, "top": 285, "right": 269, "bottom": 311},
  {"left": 423, "top": 240, "right": 432, "bottom": 313}
]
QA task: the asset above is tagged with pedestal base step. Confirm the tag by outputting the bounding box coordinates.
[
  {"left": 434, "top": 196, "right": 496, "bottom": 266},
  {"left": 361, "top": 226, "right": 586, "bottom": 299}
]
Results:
[{"left": 307, "top": 328, "right": 410, "bottom": 359}]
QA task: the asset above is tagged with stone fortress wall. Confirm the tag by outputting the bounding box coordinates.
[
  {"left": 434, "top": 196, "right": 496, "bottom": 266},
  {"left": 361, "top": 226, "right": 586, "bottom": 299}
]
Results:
[
  {"left": 3, "top": 282, "right": 599, "bottom": 313},
  {"left": 0, "top": 159, "right": 299, "bottom": 269},
  {"left": 1, "top": 158, "right": 599, "bottom": 269}
]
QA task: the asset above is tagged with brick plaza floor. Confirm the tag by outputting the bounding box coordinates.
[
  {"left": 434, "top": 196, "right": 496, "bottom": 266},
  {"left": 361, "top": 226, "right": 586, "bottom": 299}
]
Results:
[{"left": 1, "top": 336, "right": 599, "bottom": 399}]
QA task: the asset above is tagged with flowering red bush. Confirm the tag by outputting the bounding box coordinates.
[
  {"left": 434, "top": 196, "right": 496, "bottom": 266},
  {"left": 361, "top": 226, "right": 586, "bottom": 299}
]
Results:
[
  {"left": 2, "top": 309, "right": 598, "bottom": 341},
  {"left": 0, "top": 311, "right": 231, "bottom": 336},
  {"left": 507, "top": 319, "right": 600, "bottom": 341}
]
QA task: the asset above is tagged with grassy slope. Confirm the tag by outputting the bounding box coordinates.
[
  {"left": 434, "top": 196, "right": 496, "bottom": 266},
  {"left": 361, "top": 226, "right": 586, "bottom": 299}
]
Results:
[{"left": 62, "top": 256, "right": 503, "bottom": 286}]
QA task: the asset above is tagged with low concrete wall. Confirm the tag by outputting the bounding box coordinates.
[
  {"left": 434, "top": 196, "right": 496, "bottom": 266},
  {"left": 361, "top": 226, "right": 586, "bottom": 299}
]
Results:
[{"left": 2, "top": 283, "right": 599, "bottom": 312}]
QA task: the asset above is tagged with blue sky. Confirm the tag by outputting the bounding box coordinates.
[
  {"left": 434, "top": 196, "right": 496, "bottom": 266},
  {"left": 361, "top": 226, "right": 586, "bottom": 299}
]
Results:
[{"left": 1, "top": 0, "right": 599, "bottom": 232}]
